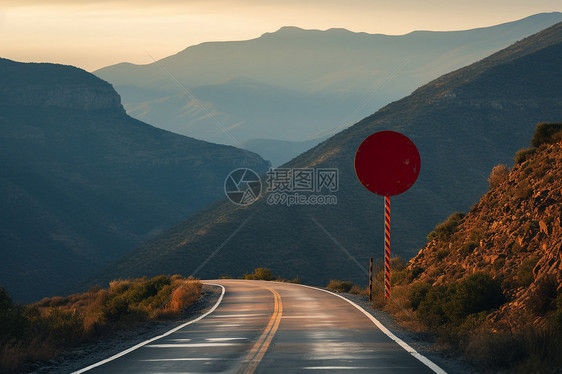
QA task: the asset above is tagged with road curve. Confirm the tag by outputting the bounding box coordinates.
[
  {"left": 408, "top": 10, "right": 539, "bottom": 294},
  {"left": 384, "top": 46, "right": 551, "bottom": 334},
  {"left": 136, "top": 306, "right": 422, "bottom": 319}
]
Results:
[{"left": 75, "top": 280, "right": 444, "bottom": 373}]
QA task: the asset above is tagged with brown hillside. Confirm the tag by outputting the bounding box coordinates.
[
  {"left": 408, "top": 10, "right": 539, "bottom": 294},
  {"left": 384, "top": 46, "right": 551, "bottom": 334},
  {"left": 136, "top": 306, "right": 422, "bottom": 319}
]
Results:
[{"left": 408, "top": 134, "right": 562, "bottom": 329}]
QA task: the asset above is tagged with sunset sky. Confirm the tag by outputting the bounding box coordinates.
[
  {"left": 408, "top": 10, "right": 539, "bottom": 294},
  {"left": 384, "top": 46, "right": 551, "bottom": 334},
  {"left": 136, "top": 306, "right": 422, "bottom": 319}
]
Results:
[{"left": 1, "top": 0, "right": 561, "bottom": 71}]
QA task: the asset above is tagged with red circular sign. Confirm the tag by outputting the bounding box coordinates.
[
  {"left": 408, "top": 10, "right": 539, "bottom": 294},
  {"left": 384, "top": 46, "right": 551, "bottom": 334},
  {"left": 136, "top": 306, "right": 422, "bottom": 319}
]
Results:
[{"left": 354, "top": 131, "right": 420, "bottom": 196}]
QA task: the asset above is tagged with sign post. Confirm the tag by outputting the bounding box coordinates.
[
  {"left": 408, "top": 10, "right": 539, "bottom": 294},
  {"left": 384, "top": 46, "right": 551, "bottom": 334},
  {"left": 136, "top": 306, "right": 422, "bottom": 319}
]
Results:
[{"left": 354, "top": 131, "right": 420, "bottom": 298}]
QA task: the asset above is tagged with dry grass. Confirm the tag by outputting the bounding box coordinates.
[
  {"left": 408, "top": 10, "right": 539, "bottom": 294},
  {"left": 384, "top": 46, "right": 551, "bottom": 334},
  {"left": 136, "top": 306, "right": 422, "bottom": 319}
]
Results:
[
  {"left": 163, "top": 280, "right": 202, "bottom": 315},
  {"left": 0, "top": 275, "right": 202, "bottom": 372}
]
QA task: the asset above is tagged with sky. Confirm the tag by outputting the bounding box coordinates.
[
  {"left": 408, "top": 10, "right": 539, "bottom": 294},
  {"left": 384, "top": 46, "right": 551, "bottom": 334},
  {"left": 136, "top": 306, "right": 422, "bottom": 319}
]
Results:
[{"left": 0, "top": 0, "right": 561, "bottom": 72}]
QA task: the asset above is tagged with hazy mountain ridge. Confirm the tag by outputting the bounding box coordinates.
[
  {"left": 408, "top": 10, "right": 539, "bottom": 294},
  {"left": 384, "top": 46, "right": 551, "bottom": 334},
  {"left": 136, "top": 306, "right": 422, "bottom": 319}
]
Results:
[
  {"left": 0, "top": 58, "right": 269, "bottom": 301},
  {"left": 94, "top": 13, "right": 562, "bottom": 164},
  {"left": 88, "top": 23, "right": 562, "bottom": 289}
]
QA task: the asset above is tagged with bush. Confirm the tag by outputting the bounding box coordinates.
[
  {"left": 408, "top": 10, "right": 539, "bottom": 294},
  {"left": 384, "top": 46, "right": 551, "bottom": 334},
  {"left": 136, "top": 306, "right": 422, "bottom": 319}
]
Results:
[
  {"left": 417, "top": 273, "right": 505, "bottom": 328},
  {"left": 409, "top": 283, "right": 431, "bottom": 311},
  {"left": 243, "top": 268, "right": 275, "bottom": 281},
  {"left": 326, "top": 280, "right": 354, "bottom": 293},
  {"left": 0, "top": 288, "right": 28, "bottom": 342},
  {"left": 514, "top": 147, "right": 536, "bottom": 165},
  {"left": 436, "top": 249, "right": 450, "bottom": 260},
  {"left": 488, "top": 164, "right": 509, "bottom": 189},
  {"left": 411, "top": 266, "right": 425, "bottom": 279},
  {"left": 513, "top": 180, "right": 533, "bottom": 200},
  {"left": 528, "top": 275, "right": 559, "bottom": 315},
  {"left": 531, "top": 122, "right": 562, "bottom": 147},
  {"left": 426, "top": 212, "right": 465, "bottom": 242},
  {"left": 165, "top": 281, "right": 202, "bottom": 315},
  {"left": 516, "top": 257, "right": 539, "bottom": 287},
  {"left": 460, "top": 242, "right": 478, "bottom": 256},
  {"left": 465, "top": 325, "right": 562, "bottom": 372}
]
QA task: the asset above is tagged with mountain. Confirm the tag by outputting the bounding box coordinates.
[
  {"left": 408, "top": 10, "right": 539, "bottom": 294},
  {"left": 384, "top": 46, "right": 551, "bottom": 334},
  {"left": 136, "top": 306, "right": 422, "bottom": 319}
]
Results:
[
  {"left": 88, "top": 22, "right": 562, "bottom": 290},
  {"left": 408, "top": 123, "right": 562, "bottom": 330},
  {"left": 94, "top": 13, "right": 562, "bottom": 165},
  {"left": 240, "top": 137, "right": 328, "bottom": 167},
  {"left": 0, "top": 58, "right": 269, "bottom": 302}
]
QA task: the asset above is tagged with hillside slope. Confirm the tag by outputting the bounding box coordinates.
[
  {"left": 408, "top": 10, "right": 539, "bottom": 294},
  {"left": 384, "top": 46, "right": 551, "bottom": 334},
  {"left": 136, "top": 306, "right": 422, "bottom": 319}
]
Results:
[
  {"left": 408, "top": 129, "right": 562, "bottom": 329},
  {"left": 89, "top": 22, "right": 562, "bottom": 290},
  {"left": 0, "top": 58, "right": 269, "bottom": 301}
]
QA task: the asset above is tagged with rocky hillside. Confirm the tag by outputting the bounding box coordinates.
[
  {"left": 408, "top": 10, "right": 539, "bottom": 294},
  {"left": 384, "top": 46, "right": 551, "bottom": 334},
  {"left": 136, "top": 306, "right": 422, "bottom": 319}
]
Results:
[{"left": 408, "top": 124, "right": 562, "bottom": 329}]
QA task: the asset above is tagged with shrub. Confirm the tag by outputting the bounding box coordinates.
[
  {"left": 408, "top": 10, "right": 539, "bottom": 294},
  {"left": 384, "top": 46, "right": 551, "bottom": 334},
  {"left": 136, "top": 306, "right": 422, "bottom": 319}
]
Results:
[
  {"left": 165, "top": 281, "right": 202, "bottom": 314},
  {"left": 326, "top": 280, "right": 354, "bottom": 293},
  {"left": 0, "top": 288, "right": 28, "bottom": 342},
  {"left": 488, "top": 164, "right": 509, "bottom": 189},
  {"left": 531, "top": 122, "right": 562, "bottom": 147},
  {"left": 409, "top": 283, "right": 431, "bottom": 311},
  {"left": 417, "top": 273, "right": 505, "bottom": 328},
  {"left": 465, "top": 325, "right": 562, "bottom": 373},
  {"left": 45, "top": 308, "right": 84, "bottom": 345},
  {"left": 243, "top": 268, "right": 275, "bottom": 281},
  {"left": 390, "top": 257, "right": 406, "bottom": 271},
  {"left": 492, "top": 257, "right": 505, "bottom": 271},
  {"left": 426, "top": 212, "right": 465, "bottom": 242},
  {"left": 528, "top": 275, "right": 559, "bottom": 315},
  {"left": 512, "top": 180, "right": 533, "bottom": 200},
  {"left": 514, "top": 147, "right": 536, "bottom": 165},
  {"left": 411, "top": 266, "right": 425, "bottom": 279},
  {"left": 436, "top": 249, "right": 450, "bottom": 260},
  {"left": 516, "top": 257, "right": 539, "bottom": 287},
  {"left": 460, "top": 242, "right": 478, "bottom": 256}
]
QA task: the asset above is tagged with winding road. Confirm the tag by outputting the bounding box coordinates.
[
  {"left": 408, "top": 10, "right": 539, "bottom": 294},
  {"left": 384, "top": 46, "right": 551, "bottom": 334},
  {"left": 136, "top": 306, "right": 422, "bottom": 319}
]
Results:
[{"left": 75, "top": 280, "right": 445, "bottom": 373}]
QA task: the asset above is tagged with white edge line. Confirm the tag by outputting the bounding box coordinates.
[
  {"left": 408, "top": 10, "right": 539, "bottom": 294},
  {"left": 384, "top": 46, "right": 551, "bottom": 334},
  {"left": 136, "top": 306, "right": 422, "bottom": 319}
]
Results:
[
  {"left": 72, "top": 283, "right": 226, "bottom": 373},
  {"left": 294, "top": 283, "right": 447, "bottom": 374}
]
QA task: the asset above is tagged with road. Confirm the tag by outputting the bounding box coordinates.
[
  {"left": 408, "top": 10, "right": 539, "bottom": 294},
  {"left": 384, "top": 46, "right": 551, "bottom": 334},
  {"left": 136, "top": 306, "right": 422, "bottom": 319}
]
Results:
[{"left": 75, "top": 280, "right": 444, "bottom": 373}]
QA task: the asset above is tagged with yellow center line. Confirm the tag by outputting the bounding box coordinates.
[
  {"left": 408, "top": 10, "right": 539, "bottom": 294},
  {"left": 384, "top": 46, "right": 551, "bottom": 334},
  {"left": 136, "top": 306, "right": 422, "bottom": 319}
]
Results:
[{"left": 238, "top": 288, "right": 283, "bottom": 374}]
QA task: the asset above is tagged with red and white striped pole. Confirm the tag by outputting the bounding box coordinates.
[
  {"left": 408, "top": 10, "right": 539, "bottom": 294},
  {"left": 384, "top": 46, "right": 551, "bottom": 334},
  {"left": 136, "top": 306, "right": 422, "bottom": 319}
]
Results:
[
  {"left": 369, "top": 257, "right": 373, "bottom": 302},
  {"left": 384, "top": 195, "right": 391, "bottom": 298}
]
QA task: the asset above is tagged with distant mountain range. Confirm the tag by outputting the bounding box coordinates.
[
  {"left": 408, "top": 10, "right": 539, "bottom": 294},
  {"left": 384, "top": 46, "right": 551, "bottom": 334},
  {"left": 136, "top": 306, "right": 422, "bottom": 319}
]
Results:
[
  {"left": 0, "top": 58, "right": 269, "bottom": 301},
  {"left": 88, "top": 22, "right": 562, "bottom": 290},
  {"left": 95, "top": 12, "right": 562, "bottom": 166}
]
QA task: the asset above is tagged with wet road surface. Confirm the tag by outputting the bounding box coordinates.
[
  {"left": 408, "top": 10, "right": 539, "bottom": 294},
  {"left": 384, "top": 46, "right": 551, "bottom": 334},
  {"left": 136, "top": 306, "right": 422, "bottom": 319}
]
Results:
[{"left": 75, "top": 280, "right": 443, "bottom": 373}]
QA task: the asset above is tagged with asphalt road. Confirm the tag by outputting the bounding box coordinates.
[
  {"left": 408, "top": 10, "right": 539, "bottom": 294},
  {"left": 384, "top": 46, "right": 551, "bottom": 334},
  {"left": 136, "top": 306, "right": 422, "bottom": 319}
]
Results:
[{"left": 75, "top": 280, "right": 444, "bottom": 373}]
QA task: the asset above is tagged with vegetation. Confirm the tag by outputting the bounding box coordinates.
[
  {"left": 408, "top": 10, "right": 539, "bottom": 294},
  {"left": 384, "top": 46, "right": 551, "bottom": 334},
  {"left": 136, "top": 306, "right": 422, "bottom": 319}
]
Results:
[
  {"left": 514, "top": 147, "right": 537, "bottom": 165},
  {"left": 531, "top": 122, "right": 562, "bottom": 147},
  {"left": 514, "top": 123, "right": 562, "bottom": 165},
  {"left": 0, "top": 276, "right": 201, "bottom": 372},
  {"left": 488, "top": 164, "right": 509, "bottom": 189},
  {"left": 426, "top": 212, "right": 465, "bottom": 242},
  {"left": 326, "top": 280, "right": 354, "bottom": 293},
  {"left": 416, "top": 273, "right": 504, "bottom": 328},
  {"left": 242, "top": 268, "right": 300, "bottom": 283}
]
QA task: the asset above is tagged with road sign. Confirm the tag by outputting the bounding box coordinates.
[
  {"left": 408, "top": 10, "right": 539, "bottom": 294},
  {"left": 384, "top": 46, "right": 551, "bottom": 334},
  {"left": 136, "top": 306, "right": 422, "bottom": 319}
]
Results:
[
  {"left": 354, "top": 131, "right": 420, "bottom": 298},
  {"left": 354, "top": 131, "right": 420, "bottom": 197}
]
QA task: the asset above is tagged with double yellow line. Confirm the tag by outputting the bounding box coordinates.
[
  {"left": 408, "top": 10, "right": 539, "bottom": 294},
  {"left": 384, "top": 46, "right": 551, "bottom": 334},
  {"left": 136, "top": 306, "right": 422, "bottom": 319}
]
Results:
[{"left": 238, "top": 288, "right": 283, "bottom": 374}]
